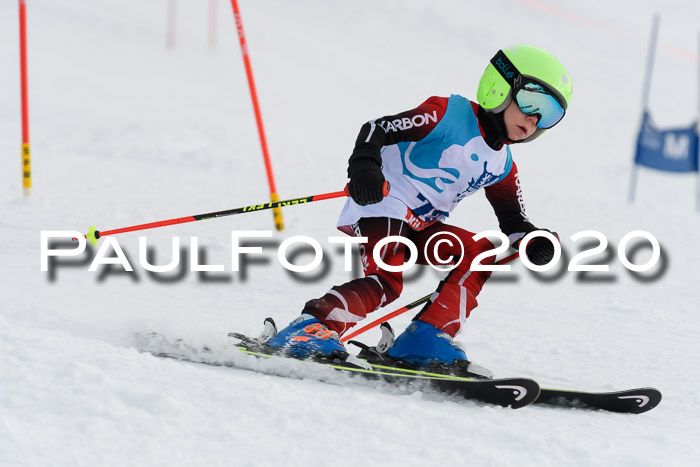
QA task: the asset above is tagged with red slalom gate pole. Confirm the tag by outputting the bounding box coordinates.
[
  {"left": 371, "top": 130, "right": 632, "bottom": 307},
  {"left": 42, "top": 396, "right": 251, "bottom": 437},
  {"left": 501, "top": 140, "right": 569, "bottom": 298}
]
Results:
[
  {"left": 18, "top": 0, "right": 31, "bottom": 196},
  {"left": 81, "top": 188, "right": 348, "bottom": 246},
  {"left": 341, "top": 251, "right": 521, "bottom": 342},
  {"left": 208, "top": 0, "right": 217, "bottom": 53},
  {"left": 166, "top": 0, "right": 176, "bottom": 50},
  {"left": 230, "top": 0, "right": 284, "bottom": 231}
]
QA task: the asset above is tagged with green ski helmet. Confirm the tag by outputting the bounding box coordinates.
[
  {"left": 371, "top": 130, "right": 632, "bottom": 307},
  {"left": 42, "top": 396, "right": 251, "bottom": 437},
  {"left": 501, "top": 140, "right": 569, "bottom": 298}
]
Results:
[{"left": 477, "top": 45, "right": 573, "bottom": 142}]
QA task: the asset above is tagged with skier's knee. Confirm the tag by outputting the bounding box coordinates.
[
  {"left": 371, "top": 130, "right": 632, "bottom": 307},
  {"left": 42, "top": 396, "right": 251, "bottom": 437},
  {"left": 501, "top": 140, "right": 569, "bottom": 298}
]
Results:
[{"left": 373, "top": 272, "right": 403, "bottom": 304}]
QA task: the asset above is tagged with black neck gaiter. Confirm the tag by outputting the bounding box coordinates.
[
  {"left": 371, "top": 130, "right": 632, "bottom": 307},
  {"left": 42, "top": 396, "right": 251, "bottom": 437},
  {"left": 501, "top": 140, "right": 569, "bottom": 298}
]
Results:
[{"left": 477, "top": 106, "right": 511, "bottom": 150}]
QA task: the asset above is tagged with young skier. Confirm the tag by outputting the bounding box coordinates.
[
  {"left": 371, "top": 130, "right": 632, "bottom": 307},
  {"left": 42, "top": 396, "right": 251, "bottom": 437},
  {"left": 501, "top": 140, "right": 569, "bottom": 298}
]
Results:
[{"left": 266, "top": 45, "right": 573, "bottom": 372}]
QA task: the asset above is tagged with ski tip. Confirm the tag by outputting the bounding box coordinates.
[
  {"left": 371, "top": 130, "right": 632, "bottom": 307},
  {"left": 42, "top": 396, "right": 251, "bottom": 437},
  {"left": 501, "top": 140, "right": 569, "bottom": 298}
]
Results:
[
  {"left": 536, "top": 386, "right": 663, "bottom": 414},
  {"left": 497, "top": 378, "right": 541, "bottom": 409},
  {"left": 621, "top": 387, "right": 662, "bottom": 414},
  {"left": 434, "top": 377, "right": 540, "bottom": 409},
  {"left": 86, "top": 225, "right": 100, "bottom": 246}
]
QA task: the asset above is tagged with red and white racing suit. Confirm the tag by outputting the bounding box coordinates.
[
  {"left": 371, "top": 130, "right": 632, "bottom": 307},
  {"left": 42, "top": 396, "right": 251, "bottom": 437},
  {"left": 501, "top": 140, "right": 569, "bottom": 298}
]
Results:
[{"left": 305, "top": 95, "right": 540, "bottom": 337}]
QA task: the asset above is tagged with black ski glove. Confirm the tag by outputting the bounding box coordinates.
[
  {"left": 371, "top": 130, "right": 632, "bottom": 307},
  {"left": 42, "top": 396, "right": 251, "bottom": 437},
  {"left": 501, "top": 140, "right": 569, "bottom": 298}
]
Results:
[
  {"left": 347, "top": 169, "right": 388, "bottom": 206},
  {"left": 516, "top": 229, "right": 560, "bottom": 266}
]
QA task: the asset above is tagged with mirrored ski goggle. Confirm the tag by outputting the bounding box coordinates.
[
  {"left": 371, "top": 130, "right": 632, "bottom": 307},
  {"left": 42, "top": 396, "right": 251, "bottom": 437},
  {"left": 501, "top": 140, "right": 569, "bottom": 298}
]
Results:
[{"left": 514, "top": 82, "right": 565, "bottom": 129}]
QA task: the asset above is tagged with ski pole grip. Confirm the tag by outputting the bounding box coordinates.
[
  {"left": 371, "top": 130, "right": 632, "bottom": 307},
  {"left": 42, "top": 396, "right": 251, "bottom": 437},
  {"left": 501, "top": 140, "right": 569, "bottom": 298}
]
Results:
[
  {"left": 382, "top": 181, "right": 391, "bottom": 197},
  {"left": 343, "top": 181, "right": 391, "bottom": 198}
]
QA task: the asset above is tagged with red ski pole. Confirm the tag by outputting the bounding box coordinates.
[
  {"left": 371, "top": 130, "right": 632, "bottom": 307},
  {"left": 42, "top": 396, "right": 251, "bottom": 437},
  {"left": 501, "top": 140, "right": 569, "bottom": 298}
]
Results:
[
  {"left": 81, "top": 188, "right": 349, "bottom": 246},
  {"left": 18, "top": 0, "right": 31, "bottom": 197},
  {"left": 341, "top": 251, "right": 521, "bottom": 342},
  {"left": 230, "top": 0, "right": 284, "bottom": 231}
]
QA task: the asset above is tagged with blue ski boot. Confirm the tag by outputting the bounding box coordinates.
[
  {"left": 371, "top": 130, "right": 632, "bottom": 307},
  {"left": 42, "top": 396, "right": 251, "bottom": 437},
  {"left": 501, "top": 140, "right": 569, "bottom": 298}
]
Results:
[
  {"left": 387, "top": 320, "right": 467, "bottom": 364},
  {"left": 386, "top": 320, "right": 493, "bottom": 378},
  {"left": 267, "top": 314, "right": 347, "bottom": 360}
]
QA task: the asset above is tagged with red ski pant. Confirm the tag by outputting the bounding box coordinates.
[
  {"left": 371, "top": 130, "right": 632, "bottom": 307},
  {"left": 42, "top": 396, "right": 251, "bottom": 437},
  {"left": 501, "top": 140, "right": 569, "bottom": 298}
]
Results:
[{"left": 303, "top": 217, "right": 495, "bottom": 337}]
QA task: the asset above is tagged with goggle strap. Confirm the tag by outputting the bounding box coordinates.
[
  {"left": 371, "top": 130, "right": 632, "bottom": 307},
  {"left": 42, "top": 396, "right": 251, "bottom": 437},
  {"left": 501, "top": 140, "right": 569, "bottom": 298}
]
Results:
[{"left": 490, "top": 49, "right": 523, "bottom": 91}]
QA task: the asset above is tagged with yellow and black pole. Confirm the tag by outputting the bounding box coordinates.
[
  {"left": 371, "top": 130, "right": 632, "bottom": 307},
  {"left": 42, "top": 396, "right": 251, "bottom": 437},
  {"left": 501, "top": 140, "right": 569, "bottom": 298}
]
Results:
[{"left": 19, "top": 0, "right": 31, "bottom": 196}]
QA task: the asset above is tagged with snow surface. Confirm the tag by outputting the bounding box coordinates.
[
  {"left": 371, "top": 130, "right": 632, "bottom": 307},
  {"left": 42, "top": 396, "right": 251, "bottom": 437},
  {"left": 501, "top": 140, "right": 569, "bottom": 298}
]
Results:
[{"left": 1, "top": 0, "right": 700, "bottom": 466}]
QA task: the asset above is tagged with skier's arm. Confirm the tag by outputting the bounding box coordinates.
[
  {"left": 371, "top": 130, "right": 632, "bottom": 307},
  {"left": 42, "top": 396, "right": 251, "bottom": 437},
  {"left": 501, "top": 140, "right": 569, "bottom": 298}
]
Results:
[
  {"left": 484, "top": 164, "right": 559, "bottom": 265},
  {"left": 483, "top": 162, "right": 538, "bottom": 246},
  {"left": 347, "top": 97, "right": 448, "bottom": 205}
]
